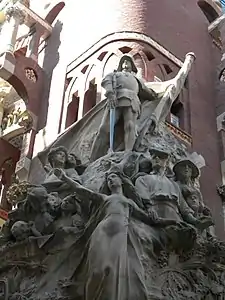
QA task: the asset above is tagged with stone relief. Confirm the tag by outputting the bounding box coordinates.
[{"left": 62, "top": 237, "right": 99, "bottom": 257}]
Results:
[
  {"left": 1, "top": 53, "right": 225, "bottom": 299},
  {"left": 90, "top": 54, "right": 157, "bottom": 161}
]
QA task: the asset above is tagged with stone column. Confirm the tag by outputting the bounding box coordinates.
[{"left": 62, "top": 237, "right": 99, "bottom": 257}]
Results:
[{"left": 0, "top": 4, "right": 25, "bottom": 55}]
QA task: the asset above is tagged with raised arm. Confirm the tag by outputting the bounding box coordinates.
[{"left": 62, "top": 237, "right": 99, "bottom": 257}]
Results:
[
  {"left": 145, "top": 52, "right": 196, "bottom": 125},
  {"left": 54, "top": 168, "right": 104, "bottom": 204}
]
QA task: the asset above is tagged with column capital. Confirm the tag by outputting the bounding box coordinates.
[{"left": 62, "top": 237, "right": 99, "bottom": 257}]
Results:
[{"left": 5, "top": 5, "right": 26, "bottom": 25}]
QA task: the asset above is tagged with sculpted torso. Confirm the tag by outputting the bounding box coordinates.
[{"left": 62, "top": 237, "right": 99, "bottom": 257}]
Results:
[
  {"left": 97, "top": 194, "right": 132, "bottom": 237},
  {"left": 103, "top": 194, "right": 130, "bottom": 217},
  {"left": 102, "top": 71, "right": 141, "bottom": 112},
  {"left": 136, "top": 174, "right": 182, "bottom": 220},
  {"left": 115, "top": 71, "right": 139, "bottom": 94}
]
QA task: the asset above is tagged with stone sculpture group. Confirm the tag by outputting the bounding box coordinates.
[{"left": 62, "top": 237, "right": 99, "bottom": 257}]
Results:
[{"left": 0, "top": 54, "right": 224, "bottom": 300}]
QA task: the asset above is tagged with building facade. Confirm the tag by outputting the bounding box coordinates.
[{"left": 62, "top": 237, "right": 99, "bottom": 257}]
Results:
[{"left": 0, "top": 0, "right": 225, "bottom": 237}]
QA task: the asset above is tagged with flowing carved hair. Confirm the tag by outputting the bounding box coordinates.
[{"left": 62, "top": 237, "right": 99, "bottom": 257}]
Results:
[
  {"left": 99, "top": 166, "right": 144, "bottom": 209},
  {"left": 47, "top": 146, "right": 68, "bottom": 167}
]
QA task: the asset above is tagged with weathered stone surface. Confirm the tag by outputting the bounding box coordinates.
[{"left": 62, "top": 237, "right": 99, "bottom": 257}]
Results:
[{"left": 1, "top": 53, "right": 224, "bottom": 300}]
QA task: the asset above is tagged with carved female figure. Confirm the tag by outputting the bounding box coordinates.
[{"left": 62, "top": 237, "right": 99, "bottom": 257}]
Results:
[
  {"left": 54, "top": 194, "right": 84, "bottom": 235},
  {"left": 43, "top": 146, "right": 81, "bottom": 196},
  {"left": 173, "top": 159, "right": 214, "bottom": 237},
  {"left": 173, "top": 159, "right": 211, "bottom": 216},
  {"left": 54, "top": 165, "right": 175, "bottom": 300}
]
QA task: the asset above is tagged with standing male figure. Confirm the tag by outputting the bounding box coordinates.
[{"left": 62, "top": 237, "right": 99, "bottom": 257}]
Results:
[
  {"left": 135, "top": 148, "right": 213, "bottom": 230},
  {"left": 90, "top": 54, "right": 157, "bottom": 161}
]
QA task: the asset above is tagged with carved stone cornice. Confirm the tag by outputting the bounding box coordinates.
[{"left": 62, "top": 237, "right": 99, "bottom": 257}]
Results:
[{"left": 165, "top": 122, "right": 192, "bottom": 145}]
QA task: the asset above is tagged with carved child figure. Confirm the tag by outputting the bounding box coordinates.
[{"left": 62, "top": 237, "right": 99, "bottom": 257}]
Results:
[
  {"left": 47, "top": 192, "right": 62, "bottom": 218},
  {"left": 185, "top": 189, "right": 203, "bottom": 216},
  {"left": 173, "top": 159, "right": 214, "bottom": 234},
  {"left": 11, "top": 220, "right": 41, "bottom": 242},
  {"left": 24, "top": 186, "right": 54, "bottom": 235},
  {"left": 55, "top": 194, "right": 84, "bottom": 234}
]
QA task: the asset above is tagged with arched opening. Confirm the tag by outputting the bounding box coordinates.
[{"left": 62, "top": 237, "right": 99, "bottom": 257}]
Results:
[
  {"left": 65, "top": 77, "right": 72, "bottom": 90},
  {"left": 163, "top": 64, "right": 173, "bottom": 75},
  {"left": 81, "top": 65, "right": 89, "bottom": 74},
  {"left": 133, "top": 53, "right": 146, "bottom": 78},
  {"left": 65, "top": 93, "right": 79, "bottom": 128},
  {"left": 7, "top": 75, "right": 28, "bottom": 105},
  {"left": 98, "top": 51, "right": 108, "bottom": 61},
  {"left": 198, "top": 0, "right": 220, "bottom": 22},
  {"left": 169, "top": 99, "right": 184, "bottom": 129},
  {"left": 144, "top": 51, "right": 155, "bottom": 62},
  {"left": 103, "top": 54, "right": 120, "bottom": 77},
  {"left": 45, "top": 1, "right": 65, "bottom": 24},
  {"left": 83, "top": 79, "right": 97, "bottom": 116}
]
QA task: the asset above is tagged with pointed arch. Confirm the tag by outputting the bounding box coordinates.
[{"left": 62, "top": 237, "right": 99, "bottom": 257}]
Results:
[
  {"left": 198, "top": 0, "right": 220, "bottom": 22},
  {"left": 102, "top": 53, "right": 120, "bottom": 77}
]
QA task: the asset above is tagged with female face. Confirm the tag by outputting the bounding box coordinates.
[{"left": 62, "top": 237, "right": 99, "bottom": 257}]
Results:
[
  {"left": 53, "top": 150, "right": 66, "bottom": 166},
  {"left": 107, "top": 173, "right": 122, "bottom": 191},
  {"left": 178, "top": 164, "right": 192, "bottom": 180}
]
